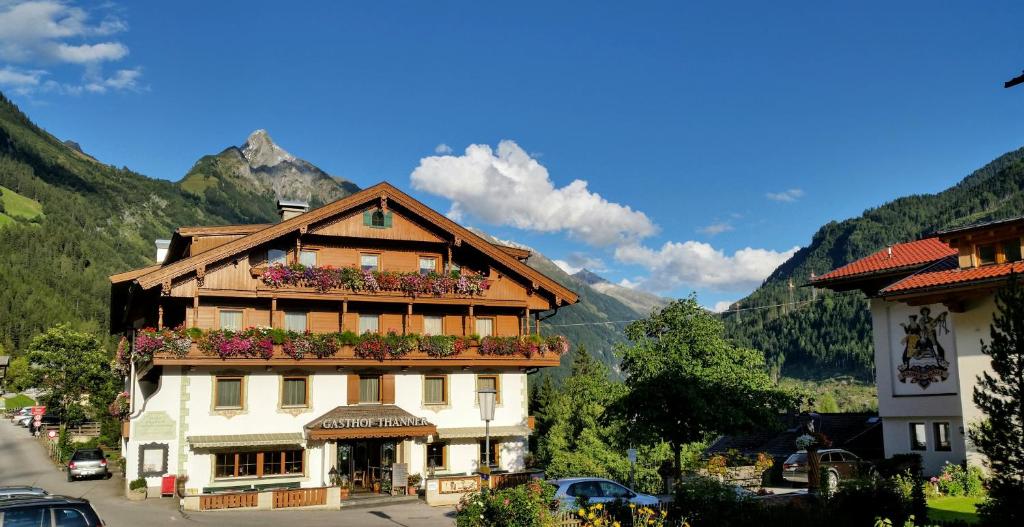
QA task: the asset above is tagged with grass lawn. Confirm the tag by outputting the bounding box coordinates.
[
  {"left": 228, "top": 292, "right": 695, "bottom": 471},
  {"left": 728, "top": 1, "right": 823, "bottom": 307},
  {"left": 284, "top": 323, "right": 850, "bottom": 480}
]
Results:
[
  {"left": 0, "top": 185, "right": 44, "bottom": 222},
  {"left": 927, "top": 496, "right": 984, "bottom": 524},
  {"left": 1, "top": 394, "right": 37, "bottom": 410}
]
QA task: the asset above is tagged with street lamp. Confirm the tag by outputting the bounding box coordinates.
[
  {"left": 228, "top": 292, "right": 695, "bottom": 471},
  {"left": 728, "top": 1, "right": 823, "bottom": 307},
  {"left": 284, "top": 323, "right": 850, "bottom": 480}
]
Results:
[{"left": 478, "top": 387, "right": 497, "bottom": 469}]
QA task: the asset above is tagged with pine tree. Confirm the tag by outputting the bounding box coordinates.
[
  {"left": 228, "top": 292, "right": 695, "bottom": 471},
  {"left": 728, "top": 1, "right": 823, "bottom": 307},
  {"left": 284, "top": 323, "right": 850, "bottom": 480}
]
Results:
[{"left": 970, "top": 275, "right": 1024, "bottom": 525}]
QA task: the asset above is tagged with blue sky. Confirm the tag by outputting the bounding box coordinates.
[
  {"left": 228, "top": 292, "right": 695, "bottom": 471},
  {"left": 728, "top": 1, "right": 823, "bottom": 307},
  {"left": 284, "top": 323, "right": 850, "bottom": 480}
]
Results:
[{"left": 3, "top": 1, "right": 1024, "bottom": 310}]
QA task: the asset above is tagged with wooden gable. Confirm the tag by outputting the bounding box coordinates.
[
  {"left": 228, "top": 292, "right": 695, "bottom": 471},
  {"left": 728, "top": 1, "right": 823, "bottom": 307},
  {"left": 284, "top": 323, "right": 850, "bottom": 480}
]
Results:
[{"left": 310, "top": 205, "right": 445, "bottom": 243}]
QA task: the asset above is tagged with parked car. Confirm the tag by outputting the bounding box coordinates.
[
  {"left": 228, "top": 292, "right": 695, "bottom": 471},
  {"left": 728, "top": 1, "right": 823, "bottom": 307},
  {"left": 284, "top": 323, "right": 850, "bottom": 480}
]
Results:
[
  {"left": 13, "top": 413, "right": 33, "bottom": 427},
  {"left": 67, "top": 449, "right": 109, "bottom": 482},
  {"left": 550, "top": 478, "right": 661, "bottom": 509},
  {"left": 8, "top": 408, "right": 32, "bottom": 423},
  {"left": 27, "top": 415, "right": 60, "bottom": 435},
  {"left": 782, "top": 448, "right": 875, "bottom": 488},
  {"left": 0, "top": 495, "right": 104, "bottom": 526},
  {"left": 0, "top": 486, "right": 48, "bottom": 499}
]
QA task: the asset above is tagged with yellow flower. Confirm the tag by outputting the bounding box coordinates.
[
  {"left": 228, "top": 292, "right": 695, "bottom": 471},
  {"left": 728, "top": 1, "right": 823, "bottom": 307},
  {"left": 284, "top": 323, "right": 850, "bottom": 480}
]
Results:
[
  {"left": 579, "top": 508, "right": 586, "bottom": 516},
  {"left": 629, "top": 503, "right": 636, "bottom": 509},
  {"left": 661, "top": 510, "right": 668, "bottom": 518},
  {"left": 595, "top": 503, "right": 603, "bottom": 510},
  {"left": 613, "top": 523, "right": 622, "bottom": 527},
  {"left": 588, "top": 512, "right": 596, "bottom": 520},
  {"left": 647, "top": 520, "right": 654, "bottom": 525}
]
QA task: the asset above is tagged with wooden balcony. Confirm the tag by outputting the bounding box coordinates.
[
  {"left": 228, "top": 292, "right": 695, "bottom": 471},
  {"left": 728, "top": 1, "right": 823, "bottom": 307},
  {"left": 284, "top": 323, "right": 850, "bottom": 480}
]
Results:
[{"left": 151, "top": 342, "right": 563, "bottom": 368}]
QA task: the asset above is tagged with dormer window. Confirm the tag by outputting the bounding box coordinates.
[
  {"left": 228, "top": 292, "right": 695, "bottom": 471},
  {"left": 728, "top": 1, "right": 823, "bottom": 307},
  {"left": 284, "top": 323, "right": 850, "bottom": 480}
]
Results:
[
  {"left": 978, "top": 244, "right": 997, "bottom": 266},
  {"left": 974, "top": 237, "right": 1022, "bottom": 267}
]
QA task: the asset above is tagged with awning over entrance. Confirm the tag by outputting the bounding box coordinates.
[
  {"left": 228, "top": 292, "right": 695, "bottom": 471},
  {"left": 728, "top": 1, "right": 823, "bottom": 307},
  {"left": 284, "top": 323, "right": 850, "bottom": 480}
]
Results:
[
  {"left": 187, "top": 432, "right": 304, "bottom": 449},
  {"left": 305, "top": 405, "right": 437, "bottom": 441},
  {"left": 436, "top": 425, "right": 532, "bottom": 440}
]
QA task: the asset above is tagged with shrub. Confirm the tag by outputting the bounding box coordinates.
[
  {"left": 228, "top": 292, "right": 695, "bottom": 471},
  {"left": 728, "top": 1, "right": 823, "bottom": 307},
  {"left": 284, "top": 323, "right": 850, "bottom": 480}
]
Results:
[
  {"left": 129, "top": 478, "right": 147, "bottom": 491},
  {"left": 932, "top": 462, "right": 985, "bottom": 497},
  {"left": 455, "top": 481, "right": 557, "bottom": 527},
  {"left": 672, "top": 476, "right": 753, "bottom": 525}
]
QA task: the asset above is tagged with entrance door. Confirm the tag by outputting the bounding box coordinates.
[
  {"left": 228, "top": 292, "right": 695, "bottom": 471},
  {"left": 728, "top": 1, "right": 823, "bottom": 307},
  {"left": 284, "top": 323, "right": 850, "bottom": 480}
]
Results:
[
  {"left": 337, "top": 439, "right": 401, "bottom": 491},
  {"left": 336, "top": 443, "right": 353, "bottom": 484}
]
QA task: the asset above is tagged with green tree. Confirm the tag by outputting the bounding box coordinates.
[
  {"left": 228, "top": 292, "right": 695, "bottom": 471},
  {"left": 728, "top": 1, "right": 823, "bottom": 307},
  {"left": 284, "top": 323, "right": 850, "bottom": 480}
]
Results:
[
  {"left": 27, "top": 324, "right": 115, "bottom": 425},
  {"left": 3, "top": 355, "right": 34, "bottom": 392},
  {"left": 970, "top": 276, "right": 1024, "bottom": 525},
  {"left": 617, "top": 296, "right": 801, "bottom": 476}
]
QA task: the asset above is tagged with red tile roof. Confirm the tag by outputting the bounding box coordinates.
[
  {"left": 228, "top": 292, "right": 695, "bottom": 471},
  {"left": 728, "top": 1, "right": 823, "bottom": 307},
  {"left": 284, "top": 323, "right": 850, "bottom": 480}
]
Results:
[
  {"left": 813, "top": 238, "right": 956, "bottom": 283},
  {"left": 881, "top": 258, "right": 1024, "bottom": 295}
]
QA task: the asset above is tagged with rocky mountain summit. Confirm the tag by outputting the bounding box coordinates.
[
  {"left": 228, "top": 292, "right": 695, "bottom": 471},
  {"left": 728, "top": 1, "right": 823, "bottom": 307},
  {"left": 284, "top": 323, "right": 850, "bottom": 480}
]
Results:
[{"left": 573, "top": 268, "right": 671, "bottom": 315}]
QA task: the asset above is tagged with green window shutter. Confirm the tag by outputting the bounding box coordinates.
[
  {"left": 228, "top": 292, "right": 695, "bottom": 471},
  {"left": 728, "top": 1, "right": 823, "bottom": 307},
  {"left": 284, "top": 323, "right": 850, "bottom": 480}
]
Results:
[
  {"left": 384, "top": 211, "right": 393, "bottom": 228},
  {"left": 363, "top": 210, "right": 372, "bottom": 226}
]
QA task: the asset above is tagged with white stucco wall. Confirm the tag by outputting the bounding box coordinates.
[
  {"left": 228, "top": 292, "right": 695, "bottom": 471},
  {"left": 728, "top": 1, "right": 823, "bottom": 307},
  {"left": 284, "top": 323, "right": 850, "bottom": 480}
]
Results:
[{"left": 126, "top": 367, "right": 531, "bottom": 493}]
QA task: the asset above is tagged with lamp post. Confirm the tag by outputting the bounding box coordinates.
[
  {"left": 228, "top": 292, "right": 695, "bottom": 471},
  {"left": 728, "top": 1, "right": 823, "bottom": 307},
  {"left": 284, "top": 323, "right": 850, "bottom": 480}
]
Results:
[{"left": 478, "top": 387, "right": 497, "bottom": 470}]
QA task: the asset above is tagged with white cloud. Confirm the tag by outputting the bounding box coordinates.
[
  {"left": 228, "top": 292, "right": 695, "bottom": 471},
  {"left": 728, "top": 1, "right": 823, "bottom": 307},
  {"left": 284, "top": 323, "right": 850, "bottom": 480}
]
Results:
[
  {"left": 411, "top": 140, "right": 656, "bottom": 247},
  {"left": 0, "top": 1, "right": 139, "bottom": 95},
  {"left": 0, "top": 66, "right": 44, "bottom": 89},
  {"left": 712, "top": 300, "right": 735, "bottom": 313},
  {"left": 434, "top": 143, "right": 453, "bottom": 155},
  {"left": 552, "top": 259, "right": 581, "bottom": 275},
  {"left": 698, "top": 221, "right": 734, "bottom": 236},
  {"left": 564, "top": 252, "right": 605, "bottom": 272},
  {"left": 615, "top": 241, "right": 799, "bottom": 293},
  {"left": 766, "top": 188, "right": 805, "bottom": 202},
  {"left": 618, "top": 278, "right": 640, "bottom": 289}
]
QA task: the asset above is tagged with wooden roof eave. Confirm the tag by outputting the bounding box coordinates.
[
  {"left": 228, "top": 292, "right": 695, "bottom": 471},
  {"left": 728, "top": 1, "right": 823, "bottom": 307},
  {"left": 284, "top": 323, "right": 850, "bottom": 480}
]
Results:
[{"left": 133, "top": 182, "right": 578, "bottom": 306}]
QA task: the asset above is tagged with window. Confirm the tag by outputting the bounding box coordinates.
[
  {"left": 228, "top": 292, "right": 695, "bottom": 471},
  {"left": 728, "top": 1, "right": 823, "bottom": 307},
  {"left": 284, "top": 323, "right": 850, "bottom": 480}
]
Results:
[
  {"left": 419, "top": 256, "right": 437, "bottom": 275},
  {"left": 299, "top": 250, "right": 317, "bottom": 267},
  {"left": 566, "top": 481, "right": 601, "bottom": 498},
  {"left": 268, "top": 249, "right": 287, "bottom": 265},
  {"left": 371, "top": 210, "right": 386, "bottom": 227},
  {"left": 423, "top": 315, "right": 444, "bottom": 336},
  {"left": 54, "top": 508, "right": 90, "bottom": 527},
  {"left": 219, "top": 309, "right": 243, "bottom": 331},
  {"left": 214, "top": 376, "right": 243, "bottom": 409},
  {"left": 359, "top": 314, "right": 380, "bottom": 334},
  {"left": 934, "top": 422, "right": 952, "bottom": 452},
  {"left": 598, "top": 481, "right": 633, "bottom": 499},
  {"left": 477, "top": 374, "right": 500, "bottom": 404},
  {"left": 475, "top": 317, "right": 494, "bottom": 338},
  {"left": 359, "top": 374, "right": 381, "bottom": 403},
  {"left": 214, "top": 449, "right": 304, "bottom": 478},
  {"left": 1, "top": 508, "right": 47, "bottom": 526},
  {"left": 910, "top": 422, "right": 927, "bottom": 451},
  {"left": 426, "top": 442, "right": 446, "bottom": 471},
  {"left": 424, "top": 375, "right": 447, "bottom": 405},
  {"left": 1003, "top": 239, "right": 1022, "bottom": 263},
  {"left": 978, "top": 244, "right": 997, "bottom": 266},
  {"left": 479, "top": 440, "right": 500, "bottom": 467},
  {"left": 282, "top": 376, "right": 308, "bottom": 407},
  {"left": 360, "top": 253, "right": 379, "bottom": 271},
  {"left": 284, "top": 311, "right": 307, "bottom": 332}
]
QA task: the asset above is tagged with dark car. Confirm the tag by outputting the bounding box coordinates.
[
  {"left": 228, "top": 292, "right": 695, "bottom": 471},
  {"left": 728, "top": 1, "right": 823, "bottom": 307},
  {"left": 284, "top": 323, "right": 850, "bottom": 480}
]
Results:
[
  {"left": 0, "top": 495, "right": 104, "bottom": 526},
  {"left": 782, "top": 448, "right": 874, "bottom": 488},
  {"left": 67, "top": 449, "right": 109, "bottom": 482}
]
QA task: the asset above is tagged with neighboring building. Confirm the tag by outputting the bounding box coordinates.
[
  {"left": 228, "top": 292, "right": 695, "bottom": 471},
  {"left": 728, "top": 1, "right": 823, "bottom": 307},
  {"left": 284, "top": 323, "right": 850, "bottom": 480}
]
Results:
[
  {"left": 109, "top": 182, "right": 578, "bottom": 495},
  {"left": 813, "top": 217, "right": 1024, "bottom": 474},
  {"left": 706, "top": 412, "right": 883, "bottom": 466}
]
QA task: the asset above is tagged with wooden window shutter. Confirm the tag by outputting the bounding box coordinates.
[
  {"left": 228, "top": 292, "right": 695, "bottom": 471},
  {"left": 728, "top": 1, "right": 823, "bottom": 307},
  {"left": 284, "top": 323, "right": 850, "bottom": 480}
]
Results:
[
  {"left": 362, "top": 210, "right": 372, "bottom": 226},
  {"left": 347, "top": 374, "right": 359, "bottom": 405},
  {"left": 384, "top": 211, "right": 393, "bottom": 228},
  {"left": 382, "top": 373, "right": 396, "bottom": 404}
]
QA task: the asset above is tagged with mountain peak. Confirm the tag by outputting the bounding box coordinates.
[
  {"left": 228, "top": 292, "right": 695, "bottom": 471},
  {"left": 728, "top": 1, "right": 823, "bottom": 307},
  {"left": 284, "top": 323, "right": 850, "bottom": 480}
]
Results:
[
  {"left": 573, "top": 268, "right": 610, "bottom": 285},
  {"left": 241, "top": 129, "right": 295, "bottom": 168}
]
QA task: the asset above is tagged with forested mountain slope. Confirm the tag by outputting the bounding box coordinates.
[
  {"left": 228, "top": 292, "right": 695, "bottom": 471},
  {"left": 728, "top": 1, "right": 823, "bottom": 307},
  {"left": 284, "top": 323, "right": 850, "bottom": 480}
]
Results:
[{"left": 723, "top": 146, "right": 1024, "bottom": 380}]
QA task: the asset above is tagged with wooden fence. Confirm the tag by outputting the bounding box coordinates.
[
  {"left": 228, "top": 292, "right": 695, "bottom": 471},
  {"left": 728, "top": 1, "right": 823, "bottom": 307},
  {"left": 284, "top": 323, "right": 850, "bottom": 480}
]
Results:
[
  {"left": 489, "top": 471, "right": 533, "bottom": 490},
  {"left": 199, "top": 492, "right": 259, "bottom": 510},
  {"left": 272, "top": 487, "right": 327, "bottom": 509}
]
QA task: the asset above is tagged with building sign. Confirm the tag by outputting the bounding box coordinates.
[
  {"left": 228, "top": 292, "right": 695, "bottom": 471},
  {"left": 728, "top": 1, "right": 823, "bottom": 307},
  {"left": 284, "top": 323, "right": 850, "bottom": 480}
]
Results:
[
  {"left": 320, "top": 416, "right": 431, "bottom": 429},
  {"left": 887, "top": 303, "right": 958, "bottom": 394},
  {"left": 439, "top": 476, "right": 480, "bottom": 494}
]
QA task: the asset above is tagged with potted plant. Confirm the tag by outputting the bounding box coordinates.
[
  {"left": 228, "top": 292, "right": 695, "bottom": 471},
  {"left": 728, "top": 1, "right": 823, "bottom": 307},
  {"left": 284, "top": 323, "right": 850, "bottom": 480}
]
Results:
[
  {"left": 407, "top": 473, "right": 422, "bottom": 496},
  {"left": 372, "top": 480, "right": 381, "bottom": 494},
  {"left": 127, "top": 478, "right": 147, "bottom": 501},
  {"left": 339, "top": 480, "right": 351, "bottom": 500},
  {"left": 381, "top": 478, "right": 392, "bottom": 495}
]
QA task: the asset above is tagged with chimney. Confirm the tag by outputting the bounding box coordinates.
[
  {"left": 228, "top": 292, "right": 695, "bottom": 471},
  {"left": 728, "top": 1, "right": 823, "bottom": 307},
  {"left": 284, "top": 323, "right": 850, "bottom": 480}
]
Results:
[
  {"left": 155, "top": 239, "right": 171, "bottom": 264},
  {"left": 277, "top": 199, "right": 309, "bottom": 221}
]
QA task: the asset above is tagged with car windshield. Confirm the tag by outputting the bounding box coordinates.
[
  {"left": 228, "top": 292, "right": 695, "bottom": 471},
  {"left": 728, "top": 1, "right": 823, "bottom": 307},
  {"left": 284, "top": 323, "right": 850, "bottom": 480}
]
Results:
[
  {"left": 72, "top": 450, "right": 103, "bottom": 461},
  {"left": 785, "top": 452, "right": 807, "bottom": 464}
]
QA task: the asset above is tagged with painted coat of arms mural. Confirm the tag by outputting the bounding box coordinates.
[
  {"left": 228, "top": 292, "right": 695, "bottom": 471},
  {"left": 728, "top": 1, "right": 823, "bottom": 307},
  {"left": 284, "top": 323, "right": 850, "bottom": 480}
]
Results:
[{"left": 898, "top": 306, "right": 950, "bottom": 389}]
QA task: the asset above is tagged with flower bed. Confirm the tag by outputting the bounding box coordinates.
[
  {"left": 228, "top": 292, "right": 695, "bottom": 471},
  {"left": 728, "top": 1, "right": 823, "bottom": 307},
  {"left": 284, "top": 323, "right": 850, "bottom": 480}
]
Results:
[
  {"left": 124, "top": 327, "right": 570, "bottom": 366},
  {"left": 259, "top": 263, "right": 491, "bottom": 295}
]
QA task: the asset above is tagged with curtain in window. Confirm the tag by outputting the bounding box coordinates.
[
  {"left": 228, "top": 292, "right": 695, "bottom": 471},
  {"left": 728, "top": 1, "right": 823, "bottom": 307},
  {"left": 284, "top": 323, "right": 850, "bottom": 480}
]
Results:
[
  {"left": 284, "top": 312, "right": 307, "bottom": 332},
  {"left": 299, "top": 250, "right": 317, "bottom": 266},
  {"left": 419, "top": 257, "right": 436, "bottom": 275},
  {"left": 216, "top": 378, "right": 242, "bottom": 407},
  {"left": 359, "top": 314, "right": 379, "bottom": 334},
  {"left": 423, "top": 316, "right": 444, "bottom": 336},
  {"left": 475, "top": 318, "right": 494, "bottom": 337},
  {"left": 360, "top": 254, "right": 379, "bottom": 271},
  {"left": 220, "top": 310, "right": 243, "bottom": 331},
  {"left": 477, "top": 376, "right": 496, "bottom": 393},
  {"left": 360, "top": 376, "right": 380, "bottom": 403},
  {"left": 424, "top": 376, "right": 445, "bottom": 404},
  {"left": 283, "top": 378, "right": 306, "bottom": 406}
]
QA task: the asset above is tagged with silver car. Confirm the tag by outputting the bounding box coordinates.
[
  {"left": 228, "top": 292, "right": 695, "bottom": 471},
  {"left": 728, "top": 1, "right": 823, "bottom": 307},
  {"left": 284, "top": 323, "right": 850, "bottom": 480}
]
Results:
[
  {"left": 550, "top": 478, "right": 661, "bottom": 510},
  {"left": 0, "top": 486, "right": 48, "bottom": 499},
  {"left": 67, "top": 449, "right": 109, "bottom": 481}
]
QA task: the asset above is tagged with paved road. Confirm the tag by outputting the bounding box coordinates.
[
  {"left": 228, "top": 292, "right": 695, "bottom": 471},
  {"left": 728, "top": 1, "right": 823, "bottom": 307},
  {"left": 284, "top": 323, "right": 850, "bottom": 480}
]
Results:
[{"left": 0, "top": 420, "right": 455, "bottom": 526}]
